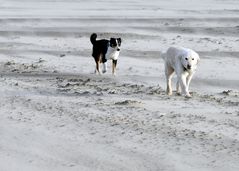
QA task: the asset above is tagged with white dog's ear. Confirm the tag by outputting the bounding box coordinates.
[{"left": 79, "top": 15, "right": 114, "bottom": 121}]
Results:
[
  {"left": 178, "top": 54, "right": 184, "bottom": 60},
  {"left": 197, "top": 56, "right": 200, "bottom": 64}
]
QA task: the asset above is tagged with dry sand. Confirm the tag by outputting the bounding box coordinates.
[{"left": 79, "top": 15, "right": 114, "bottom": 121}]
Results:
[{"left": 0, "top": 0, "right": 239, "bottom": 171}]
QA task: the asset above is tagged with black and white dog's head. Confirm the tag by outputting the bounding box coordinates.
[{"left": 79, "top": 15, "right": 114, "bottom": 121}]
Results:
[
  {"left": 106, "top": 37, "right": 121, "bottom": 60},
  {"left": 109, "top": 38, "right": 121, "bottom": 51},
  {"left": 103, "top": 37, "right": 122, "bottom": 75}
]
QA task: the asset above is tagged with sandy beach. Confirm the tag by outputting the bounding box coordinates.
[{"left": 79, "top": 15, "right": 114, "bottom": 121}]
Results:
[{"left": 0, "top": 0, "right": 239, "bottom": 170}]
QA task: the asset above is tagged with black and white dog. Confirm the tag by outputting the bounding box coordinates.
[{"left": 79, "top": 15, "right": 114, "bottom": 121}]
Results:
[{"left": 90, "top": 33, "right": 121, "bottom": 75}]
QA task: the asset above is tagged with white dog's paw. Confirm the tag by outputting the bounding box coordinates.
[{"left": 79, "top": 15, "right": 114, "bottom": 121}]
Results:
[
  {"left": 166, "top": 91, "right": 173, "bottom": 96},
  {"left": 166, "top": 87, "right": 173, "bottom": 96},
  {"left": 185, "top": 93, "right": 192, "bottom": 98},
  {"left": 168, "top": 92, "right": 173, "bottom": 96}
]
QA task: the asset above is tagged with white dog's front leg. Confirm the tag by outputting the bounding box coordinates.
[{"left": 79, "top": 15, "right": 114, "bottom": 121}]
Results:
[
  {"left": 179, "top": 74, "right": 191, "bottom": 97},
  {"left": 186, "top": 73, "right": 194, "bottom": 94}
]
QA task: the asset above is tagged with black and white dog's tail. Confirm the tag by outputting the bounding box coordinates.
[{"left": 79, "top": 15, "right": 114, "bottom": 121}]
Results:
[{"left": 90, "top": 33, "right": 97, "bottom": 45}]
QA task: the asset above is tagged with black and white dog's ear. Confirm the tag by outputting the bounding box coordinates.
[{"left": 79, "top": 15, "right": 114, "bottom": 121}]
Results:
[
  {"left": 110, "top": 38, "right": 116, "bottom": 47},
  {"left": 117, "top": 38, "right": 122, "bottom": 46},
  {"left": 110, "top": 38, "right": 114, "bottom": 43}
]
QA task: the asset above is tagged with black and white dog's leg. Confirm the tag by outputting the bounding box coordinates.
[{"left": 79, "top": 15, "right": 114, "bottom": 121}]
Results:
[
  {"left": 102, "top": 62, "right": 107, "bottom": 73},
  {"left": 94, "top": 56, "right": 101, "bottom": 75},
  {"left": 112, "top": 59, "right": 117, "bottom": 75},
  {"left": 102, "top": 55, "right": 107, "bottom": 73}
]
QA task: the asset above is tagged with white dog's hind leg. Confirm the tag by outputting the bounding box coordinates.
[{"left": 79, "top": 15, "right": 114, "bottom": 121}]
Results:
[
  {"left": 176, "top": 79, "right": 181, "bottom": 95},
  {"left": 165, "top": 65, "right": 174, "bottom": 95}
]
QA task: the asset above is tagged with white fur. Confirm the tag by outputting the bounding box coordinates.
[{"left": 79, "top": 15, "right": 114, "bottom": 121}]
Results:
[
  {"left": 103, "top": 46, "right": 120, "bottom": 73},
  {"left": 163, "top": 47, "right": 200, "bottom": 97},
  {"left": 105, "top": 46, "right": 120, "bottom": 60},
  {"left": 102, "top": 62, "right": 107, "bottom": 73}
]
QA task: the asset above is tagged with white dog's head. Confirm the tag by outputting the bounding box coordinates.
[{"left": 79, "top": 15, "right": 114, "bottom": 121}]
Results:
[{"left": 180, "top": 49, "right": 200, "bottom": 72}]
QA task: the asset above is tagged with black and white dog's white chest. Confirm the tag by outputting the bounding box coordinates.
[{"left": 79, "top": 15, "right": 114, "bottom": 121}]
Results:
[{"left": 106, "top": 46, "right": 120, "bottom": 60}]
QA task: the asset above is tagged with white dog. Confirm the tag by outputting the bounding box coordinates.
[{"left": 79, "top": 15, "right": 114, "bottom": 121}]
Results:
[{"left": 163, "top": 47, "right": 200, "bottom": 97}]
